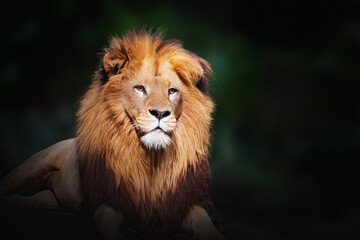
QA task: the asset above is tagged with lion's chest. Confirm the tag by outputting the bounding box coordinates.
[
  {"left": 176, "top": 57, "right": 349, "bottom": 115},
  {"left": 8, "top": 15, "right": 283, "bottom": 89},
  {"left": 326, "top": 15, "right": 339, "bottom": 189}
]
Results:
[{"left": 112, "top": 160, "right": 212, "bottom": 233}]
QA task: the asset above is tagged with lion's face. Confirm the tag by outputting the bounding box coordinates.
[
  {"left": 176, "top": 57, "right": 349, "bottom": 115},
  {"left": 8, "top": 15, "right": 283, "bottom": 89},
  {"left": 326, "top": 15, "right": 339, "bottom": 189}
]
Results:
[
  {"left": 117, "top": 59, "right": 183, "bottom": 150},
  {"left": 79, "top": 32, "right": 213, "bottom": 153}
]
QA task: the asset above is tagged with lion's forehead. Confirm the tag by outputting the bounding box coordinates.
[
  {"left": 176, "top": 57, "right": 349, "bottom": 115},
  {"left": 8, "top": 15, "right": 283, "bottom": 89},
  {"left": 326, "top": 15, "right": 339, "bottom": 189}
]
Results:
[
  {"left": 134, "top": 58, "right": 180, "bottom": 86},
  {"left": 156, "top": 60, "right": 178, "bottom": 79},
  {"left": 136, "top": 58, "right": 156, "bottom": 77}
]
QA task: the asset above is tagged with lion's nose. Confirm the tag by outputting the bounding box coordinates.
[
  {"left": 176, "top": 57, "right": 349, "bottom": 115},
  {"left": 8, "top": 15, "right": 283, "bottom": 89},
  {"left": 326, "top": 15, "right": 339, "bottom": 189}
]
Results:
[{"left": 149, "top": 109, "right": 171, "bottom": 120}]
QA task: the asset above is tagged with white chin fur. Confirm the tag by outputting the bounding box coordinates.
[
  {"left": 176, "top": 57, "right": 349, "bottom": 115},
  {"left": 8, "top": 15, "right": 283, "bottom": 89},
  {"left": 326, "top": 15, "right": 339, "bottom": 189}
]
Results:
[{"left": 140, "top": 130, "right": 172, "bottom": 150}]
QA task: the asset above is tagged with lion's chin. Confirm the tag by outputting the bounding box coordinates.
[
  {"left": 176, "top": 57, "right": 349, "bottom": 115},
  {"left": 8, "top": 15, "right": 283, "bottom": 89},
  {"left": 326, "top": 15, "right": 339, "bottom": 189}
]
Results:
[{"left": 140, "top": 130, "right": 172, "bottom": 150}]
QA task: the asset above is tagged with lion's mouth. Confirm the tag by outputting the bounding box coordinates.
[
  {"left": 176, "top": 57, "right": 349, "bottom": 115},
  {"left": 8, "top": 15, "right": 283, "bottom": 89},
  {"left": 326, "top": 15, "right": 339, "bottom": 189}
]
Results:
[
  {"left": 154, "top": 126, "right": 162, "bottom": 131},
  {"left": 131, "top": 114, "right": 174, "bottom": 150},
  {"left": 147, "top": 124, "right": 171, "bottom": 136},
  {"left": 137, "top": 126, "right": 168, "bottom": 136}
]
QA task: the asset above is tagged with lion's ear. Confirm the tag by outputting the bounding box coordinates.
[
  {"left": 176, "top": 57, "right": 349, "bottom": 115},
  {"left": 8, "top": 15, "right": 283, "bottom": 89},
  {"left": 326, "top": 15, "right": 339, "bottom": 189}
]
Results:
[
  {"left": 195, "top": 57, "right": 212, "bottom": 96},
  {"left": 103, "top": 51, "right": 127, "bottom": 78}
]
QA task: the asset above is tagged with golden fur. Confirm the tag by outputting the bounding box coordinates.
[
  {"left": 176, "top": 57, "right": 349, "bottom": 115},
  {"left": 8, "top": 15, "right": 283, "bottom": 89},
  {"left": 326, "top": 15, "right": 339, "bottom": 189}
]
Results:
[
  {"left": 77, "top": 30, "right": 214, "bottom": 210},
  {"left": 0, "top": 30, "right": 225, "bottom": 239}
]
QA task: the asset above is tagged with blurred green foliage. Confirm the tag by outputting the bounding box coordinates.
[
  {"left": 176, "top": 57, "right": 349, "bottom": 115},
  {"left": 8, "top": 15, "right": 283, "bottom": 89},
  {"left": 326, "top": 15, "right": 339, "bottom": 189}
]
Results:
[{"left": 0, "top": 0, "right": 359, "bottom": 239}]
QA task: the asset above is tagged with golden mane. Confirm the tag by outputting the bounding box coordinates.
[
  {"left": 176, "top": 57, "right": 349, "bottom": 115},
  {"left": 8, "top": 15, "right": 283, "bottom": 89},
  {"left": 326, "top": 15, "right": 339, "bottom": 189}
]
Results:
[{"left": 76, "top": 30, "right": 214, "bottom": 232}]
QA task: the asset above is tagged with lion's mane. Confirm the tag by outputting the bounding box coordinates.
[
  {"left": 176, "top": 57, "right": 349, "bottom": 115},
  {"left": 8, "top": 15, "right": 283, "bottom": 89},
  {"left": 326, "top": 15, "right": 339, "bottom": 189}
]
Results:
[{"left": 76, "top": 30, "right": 214, "bottom": 233}]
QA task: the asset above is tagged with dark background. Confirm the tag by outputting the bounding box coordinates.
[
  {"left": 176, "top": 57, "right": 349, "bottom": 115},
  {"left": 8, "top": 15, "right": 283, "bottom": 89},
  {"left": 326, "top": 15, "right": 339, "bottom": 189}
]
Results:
[{"left": 0, "top": 0, "right": 359, "bottom": 239}]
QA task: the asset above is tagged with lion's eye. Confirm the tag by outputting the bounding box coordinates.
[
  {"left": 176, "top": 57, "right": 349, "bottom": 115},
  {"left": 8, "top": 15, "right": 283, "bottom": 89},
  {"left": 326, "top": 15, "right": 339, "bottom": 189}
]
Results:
[
  {"left": 168, "top": 88, "right": 178, "bottom": 95},
  {"left": 134, "top": 85, "right": 146, "bottom": 93}
]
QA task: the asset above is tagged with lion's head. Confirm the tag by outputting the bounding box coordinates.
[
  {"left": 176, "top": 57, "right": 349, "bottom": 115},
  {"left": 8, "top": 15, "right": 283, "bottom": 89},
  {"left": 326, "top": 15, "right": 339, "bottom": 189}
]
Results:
[
  {"left": 76, "top": 30, "right": 214, "bottom": 231},
  {"left": 103, "top": 47, "right": 184, "bottom": 150}
]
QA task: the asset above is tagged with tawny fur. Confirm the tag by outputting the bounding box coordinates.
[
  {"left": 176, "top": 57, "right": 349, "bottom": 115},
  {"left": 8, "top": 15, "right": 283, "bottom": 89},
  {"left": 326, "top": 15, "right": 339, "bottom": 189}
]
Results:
[
  {"left": 77, "top": 30, "right": 215, "bottom": 231},
  {"left": 0, "top": 30, "right": 225, "bottom": 239}
]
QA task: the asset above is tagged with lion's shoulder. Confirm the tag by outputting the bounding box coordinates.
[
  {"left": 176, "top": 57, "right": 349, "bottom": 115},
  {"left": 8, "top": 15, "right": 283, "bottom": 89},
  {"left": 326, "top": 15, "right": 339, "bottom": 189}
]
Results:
[{"left": 46, "top": 138, "right": 82, "bottom": 210}]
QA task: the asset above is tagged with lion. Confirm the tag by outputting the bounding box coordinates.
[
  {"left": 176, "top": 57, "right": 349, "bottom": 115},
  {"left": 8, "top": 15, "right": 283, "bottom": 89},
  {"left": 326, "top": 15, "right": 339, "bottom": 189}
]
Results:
[{"left": 0, "top": 30, "right": 225, "bottom": 239}]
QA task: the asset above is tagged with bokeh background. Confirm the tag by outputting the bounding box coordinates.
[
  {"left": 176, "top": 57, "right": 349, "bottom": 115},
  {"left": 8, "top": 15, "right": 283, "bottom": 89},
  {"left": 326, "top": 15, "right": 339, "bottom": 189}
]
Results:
[{"left": 0, "top": 0, "right": 359, "bottom": 239}]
